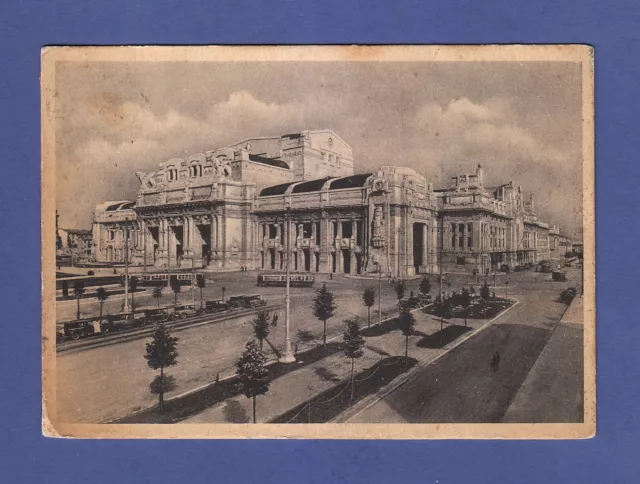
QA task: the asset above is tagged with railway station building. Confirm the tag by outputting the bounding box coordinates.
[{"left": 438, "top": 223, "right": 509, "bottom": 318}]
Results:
[{"left": 91, "top": 129, "right": 561, "bottom": 277}]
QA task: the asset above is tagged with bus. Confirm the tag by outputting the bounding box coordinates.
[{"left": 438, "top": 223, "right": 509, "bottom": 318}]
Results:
[{"left": 256, "top": 273, "right": 315, "bottom": 287}]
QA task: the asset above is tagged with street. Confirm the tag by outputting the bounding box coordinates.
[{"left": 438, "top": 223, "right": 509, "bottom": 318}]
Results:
[{"left": 347, "top": 268, "right": 583, "bottom": 423}]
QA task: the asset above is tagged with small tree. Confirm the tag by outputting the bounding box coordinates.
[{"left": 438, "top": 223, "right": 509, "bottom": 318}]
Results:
[
  {"left": 73, "top": 281, "right": 85, "bottom": 319},
  {"left": 343, "top": 318, "right": 365, "bottom": 400},
  {"left": 362, "top": 287, "right": 376, "bottom": 328},
  {"left": 171, "top": 279, "right": 181, "bottom": 306},
  {"left": 236, "top": 340, "right": 269, "bottom": 424},
  {"left": 480, "top": 282, "right": 491, "bottom": 317},
  {"left": 398, "top": 304, "right": 416, "bottom": 363},
  {"left": 130, "top": 276, "right": 138, "bottom": 311},
  {"left": 460, "top": 287, "right": 471, "bottom": 327},
  {"left": 197, "top": 275, "right": 206, "bottom": 309},
  {"left": 419, "top": 276, "right": 432, "bottom": 296},
  {"left": 394, "top": 279, "right": 406, "bottom": 315},
  {"left": 312, "top": 283, "right": 337, "bottom": 347},
  {"left": 251, "top": 310, "right": 271, "bottom": 350},
  {"left": 144, "top": 324, "right": 179, "bottom": 412},
  {"left": 96, "top": 286, "right": 109, "bottom": 322},
  {"left": 152, "top": 285, "right": 163, "bottom": 307}
]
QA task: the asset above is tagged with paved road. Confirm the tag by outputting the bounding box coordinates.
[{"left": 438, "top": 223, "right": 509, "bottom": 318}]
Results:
[
  {"left": 348, "top": 271, "right": 581, "bottom": 423},
  {"left": 55, "top": 272, "right": 423, "bottom": 423}
]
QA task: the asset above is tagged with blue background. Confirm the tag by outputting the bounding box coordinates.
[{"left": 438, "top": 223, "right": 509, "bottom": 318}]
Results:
[{"left": 1, "top": 1, "right": 638, "bottom": 482}]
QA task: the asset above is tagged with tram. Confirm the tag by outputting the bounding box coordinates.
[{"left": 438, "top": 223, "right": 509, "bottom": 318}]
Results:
[
  {"left": 121, "top": 273, "right": 205, "bottom": 287},
  {"left": 256, "top": 273, "right": 315, "bottom": 287}
]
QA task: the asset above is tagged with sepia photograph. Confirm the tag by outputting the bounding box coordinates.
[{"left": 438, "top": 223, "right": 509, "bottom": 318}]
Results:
[{"left": 41, "top": 45, "right": 595, "bottom": 439}]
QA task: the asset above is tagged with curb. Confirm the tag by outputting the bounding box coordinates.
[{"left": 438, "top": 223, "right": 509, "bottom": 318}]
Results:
[{"left": 331, "top": 296, "right": 521, "bottom": 423}]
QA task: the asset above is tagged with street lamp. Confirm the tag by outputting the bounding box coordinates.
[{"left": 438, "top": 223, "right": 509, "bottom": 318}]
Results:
[
  {"left": 279, "top": 206, "right": 296, "bottom": 364},
  {"left": 375, "top": 260, "right": 382, "bottom": 324}
]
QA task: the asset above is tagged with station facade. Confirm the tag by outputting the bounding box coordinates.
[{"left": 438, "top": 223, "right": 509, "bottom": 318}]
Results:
[{"left": 91, "top": 129, "right": 566, "bottom": 277}]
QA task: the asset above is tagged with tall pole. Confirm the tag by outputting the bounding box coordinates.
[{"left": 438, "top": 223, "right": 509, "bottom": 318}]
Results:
[
  {"left": 439, "top": 217, "right": 443, "bottom": 299},
  {"left": 166, "top": 224, "right": 171, "bottom": 289},
  {"left": 124, "top": 224, "right": 131, "bottom": 313},
  {"left": 378, "top": 262, "right": 382, "bottom": 324},
  {"left": 280, "top": 208, "right": 295, "bottom": 363}
]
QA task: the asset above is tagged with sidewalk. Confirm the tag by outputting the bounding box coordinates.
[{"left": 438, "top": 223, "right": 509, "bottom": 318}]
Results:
[
  {"left": 182, "top": 307, "right": 499, "bottom": 424},
  {"left": 502, "top": 296, "right": 584, "bottom": 423}
]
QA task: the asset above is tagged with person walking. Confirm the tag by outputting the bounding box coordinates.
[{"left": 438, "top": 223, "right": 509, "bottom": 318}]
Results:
[{"left": 493, "top": 350, "right": 501, "bottom": 371}]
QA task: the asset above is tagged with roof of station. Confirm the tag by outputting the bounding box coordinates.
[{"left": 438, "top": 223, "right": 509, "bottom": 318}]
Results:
[
  {"left": 258, "top": 173, "right": 374, "bottom": 197},
  {"left": 248, "top": 154, "right": 289, "bottom": 169}
]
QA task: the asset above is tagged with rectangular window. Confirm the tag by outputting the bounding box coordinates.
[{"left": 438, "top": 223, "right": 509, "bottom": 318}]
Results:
[
  {"left": 356, "top": 221, "right": 363, "bottom": 246},
  {"left": 341, "top": 221, "right": 353, "bottom": 239},
  {"left": 332, "top": 221, "right": 338, "bottom": 240},
  {"left": 315, "top": 222, "right": 321, "bottom": 245},
  {"left": 302, "top": 222, "right": 312, "bottom": 239},
  {"left": 269, "top": 224, "right": 277, "bottom": 239},
  {"left": 280, "top": 223, "right": 285, "bottom": 244}
]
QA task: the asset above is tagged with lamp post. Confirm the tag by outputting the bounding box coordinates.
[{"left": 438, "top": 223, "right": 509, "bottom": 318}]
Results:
[
  {"left": 123, "top": 224, "right": 131, "bottom": 313},
  {"left": 280, "top": 206, "right": 296, "bottom": 363},
  {"left": 376, "top": 261, "right": 382, "bottom": 324}
]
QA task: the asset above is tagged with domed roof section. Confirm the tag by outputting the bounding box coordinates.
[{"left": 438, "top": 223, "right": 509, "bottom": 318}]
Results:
[
  {"left": 328, "top": 173, "right": 373, "bottom": 190},
  {"left": 291, "top": 177, "right": 335, "bottom": 193}
]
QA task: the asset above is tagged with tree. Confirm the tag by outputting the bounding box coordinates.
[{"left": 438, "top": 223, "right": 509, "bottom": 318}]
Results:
[
  {"left": 419, "top": 276, "right": 432, "bottom": 296},
  {"left": 236, "top": 340, "right": 269, "bottom": 424},
  {"left": 197, "top": 275, "right": 206, "bottom": 309},
  {"left": 152, "top": 285, "right": 163, "bottom": 307},
  {"left": 171, "top": 279, "right": 181, "bottom": 306},
  {"left": 460, "top": 287, "right": 471, "bottom": 327},
  {"left": 394, "top": 279, "right": 406, "bottom": 316},
  {"left": 73, "top": 281, "right": 85, "bottom": 319},
  {"left": 251, "top": 310, "right": 271, "bottom": 350},
  {"left": 362, "top": 287, "right": 376, "bottom": 328},
  {"left": 480, "top": 282, "right": 491, "bottom": 317},
  {"left": 398, "top": 304, "right": 416, "bottom": 363},
  {"left": 221, "top": 285, "right": 227, "bottom": 302},
  {"left": 130, "top": 276, "right": 139, "bottom": 311},
  {"left": 96, "top": 286, "right": 109, "bottom": 323},
  {"left": 312, "top": 283, "right": 337, "bottom": 347},
  {"left": 343, "top": 318, "right": 365, "bottom": 400},
  {"left": 144, "top": 323, "right": 179, "bottom": 412}
]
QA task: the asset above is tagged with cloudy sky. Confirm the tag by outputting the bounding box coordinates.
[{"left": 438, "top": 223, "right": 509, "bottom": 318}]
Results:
[{"left": 55, "top": 60, "right": 583, "bottom": 237}]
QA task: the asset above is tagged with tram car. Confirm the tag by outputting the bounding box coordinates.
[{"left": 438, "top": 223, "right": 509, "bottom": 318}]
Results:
[
  {"left": 122, "top": 273, "right": 204, "bottom": 287},
  {"left": 256, "top": 273, "right": 315, "bottom": 287}
]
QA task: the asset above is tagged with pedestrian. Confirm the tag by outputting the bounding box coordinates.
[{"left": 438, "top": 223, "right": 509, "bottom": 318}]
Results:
[
  {"left": 271, "top": 312, "right": 279, "bottom": 327},
  {"left": 493, "top": 350, "right": 501, "bottom": 371}
]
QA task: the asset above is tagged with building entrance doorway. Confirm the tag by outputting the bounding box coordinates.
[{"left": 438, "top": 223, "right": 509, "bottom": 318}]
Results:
[
  {"left": 198, "top": 224, "right": 211, "bottom": 267},
  {"left": 303, "top": 249, "right": 311, "bottom": 272},
  {"left": 413, "top": 223, "right": 425, "bottom": 273},
  {"left": 342, "top": 249, "right": 351, "bottom": 274}
]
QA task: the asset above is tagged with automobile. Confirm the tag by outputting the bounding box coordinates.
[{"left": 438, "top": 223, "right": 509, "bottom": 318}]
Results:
[
  {"left": 552, "top": 271, "right": 568, "bottom": 282},
  {"left": 227, "top": 295, "right": 247, "bottom": 309},
  {"left": 560, "top": 287, "right": 577, "bottom": 303},
  {"left": 172, "top": 304, "right": 200, "bottom": 320},
  {"left": 513, "top": 265, "right": 526, "bottom": 272},
  {"left": 243, "top": 294, "right": 267, "bottom": 308},
  {"left": 204, "top": 299, "right": 229, "bottom": 313},
  {"left": 500, "top": 264, "right": 510, "bottom": 273},
  {"left": 101, "top": 312, "right": 147, "bottom": 332},
  {"left": 62, "top": 319, "right": 98, "bottom": 340},
  {"left": 539, "top": 263, "right": 553, "bottom": 274},
  {"left": 417, "top": 293, "right": 433, "bottom": 304},
  {"left": 144, "top": 308, "right": 170, "bottom": 324}
]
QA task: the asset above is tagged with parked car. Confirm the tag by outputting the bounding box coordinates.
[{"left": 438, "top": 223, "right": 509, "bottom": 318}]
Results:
[
  {"left": 62, "top": 319, "right": 98, "bottom": 340},
  {"left": 204, "top": 299, "right": 229, "bottom": 313},
  {"left": 417, "top": 293, "right": 433, "bottom": 304},
  {"left": 500, "top": 264, "right": 510, "bottom": 273},
  {"left": 101, "top": 312, "right": 147, "bottom": 332},
  {"left": 513, "top": 265, "right": 526, "bottom": 272},
  {"left": 552, "top": 271, "right": 568, "bottom": 282},
  {"left": 560, "top": 287, "right": 577, "bottom": 303},
  {"left": 243, "top": 294, "right": 267, "bottom": 308},
  {"left": 144, "top": 308, "right": 170, "bottom": 324},
  {"left": 172, "top": 304, "right": 201, "bottom": 320}
]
